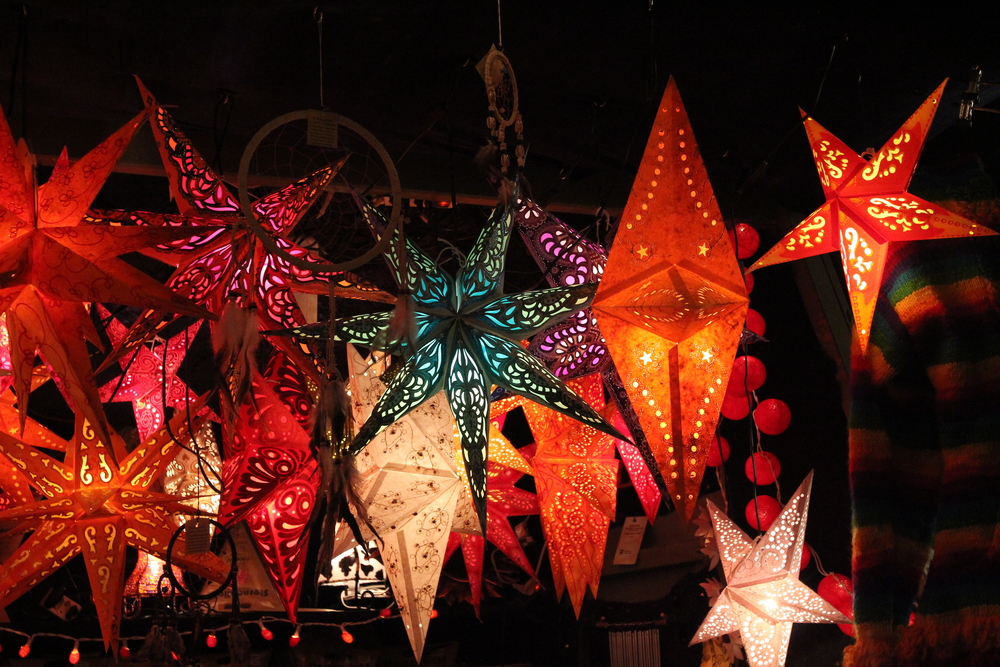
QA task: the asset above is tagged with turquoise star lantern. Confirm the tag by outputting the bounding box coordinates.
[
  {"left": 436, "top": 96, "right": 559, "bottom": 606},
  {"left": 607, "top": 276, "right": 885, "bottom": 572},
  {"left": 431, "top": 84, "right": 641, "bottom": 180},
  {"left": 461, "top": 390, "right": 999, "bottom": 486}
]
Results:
[{"left": 274, "top": 192, "right": 623, "bottom": 526}]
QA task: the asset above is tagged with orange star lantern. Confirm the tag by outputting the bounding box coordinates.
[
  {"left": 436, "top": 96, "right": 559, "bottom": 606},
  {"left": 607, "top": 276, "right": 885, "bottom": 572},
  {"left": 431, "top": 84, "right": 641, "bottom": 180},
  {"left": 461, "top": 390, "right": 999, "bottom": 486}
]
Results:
[
  {"left": 592, "top": 78, "right": 749, "bottom": 520},
  {"left": 0, "top": 102, "right": 215, "bottom": 442},
  {"left": 0, "top": 408, "right": 228, "bottom": 650},
  {"left": 750, "top": 80, "right": 995, "bottom": 351}
]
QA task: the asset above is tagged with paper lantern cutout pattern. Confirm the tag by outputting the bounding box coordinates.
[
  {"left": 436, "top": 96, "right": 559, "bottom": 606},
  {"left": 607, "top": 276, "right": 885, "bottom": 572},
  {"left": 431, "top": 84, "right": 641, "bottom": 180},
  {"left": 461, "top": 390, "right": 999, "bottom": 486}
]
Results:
[
  {"left": 515, "top": 199, "right": 610, "bottom": 380},
  {"left": 217, "top": 374, "right": 319, "bottom": 623},
  {"left": 691, "top": 473, "right": 849, "bottom": 667},
  {"left": 346, "top": 344, "right": 467, "bottom": 662},
  {"left": 0, "top": 101, "right": 214, "bottom": 443},
  {"left": 284, "top": 196, "right": 618, "bottom": 530},
  {"left": 0, "top": 410, "right": 228, "bottom": 649},
  {"left": 494, "top": 374, "right": 619, "bottom": 617},
  {"left": 606, "top": 401, "right": 663, "bottom": 522},
  {"left": 162, "top": 421, "right": 222, "bottom": 519},
  {"left": 89, "top": 79, "right": 390, "bottom": 375},
  {"left": 97, "top": 306, "right": 214, "bottom": 442},
  {"left": 749, "top": 80, "right": 995, "bottom": 351},
  {"left": 592, "top": 78, "right": 749, "bottom": 520}
]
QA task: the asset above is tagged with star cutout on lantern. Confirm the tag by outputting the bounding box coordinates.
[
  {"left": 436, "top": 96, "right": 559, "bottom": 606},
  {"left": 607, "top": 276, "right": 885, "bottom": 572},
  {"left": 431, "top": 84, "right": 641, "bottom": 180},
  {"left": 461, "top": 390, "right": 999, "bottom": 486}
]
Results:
[
  {"left": 690, "top": 473, "right": 849, "bottom": 667},
  {"left": 273, "top": 193, "right": 622, "bottom": 530},
  {"left": 592, "top": 78, "right": 749, "bottom": 520},
  {"left": 698, "top": 243, "right": 710, "bottom": 256},
  {"left": 97, "top": 305, "right": 215, "bottom": 442},
  {"left": 749, "top": 80, "right": 995, "bottom": 351},
  {"left": 0, "top": 407, "right": 228, "bottom": 650},
  {"left": 217, "top": 373, "right": 320, "bottom": 623},
  {"left": 89, "top": 78, "right": 391, "bottom": 379},
  {"left": 0, "top": 101, "right": 217, "bottom": 443}
]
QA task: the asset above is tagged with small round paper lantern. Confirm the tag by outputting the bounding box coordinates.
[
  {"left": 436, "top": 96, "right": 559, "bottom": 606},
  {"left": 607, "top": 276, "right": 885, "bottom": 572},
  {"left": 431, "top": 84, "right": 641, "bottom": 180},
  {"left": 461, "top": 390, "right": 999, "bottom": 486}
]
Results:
[
  {"left": 745, "top": 495, "right": 782, "bottom": 531},
  {"left": 800, "top": 543, "right": 812, "bottom": 571},
  {"left": 745, "top": 451, "right": 781, "bottom": 485},
  {"left": 745, "top": 309, "right": 766, "bottom": 338},
  {"left": 754, "top": 399, "right": 791, "bottom": 435},
  {"left": 721, "top": 393, "right": 751, "bottom": 421},
  {"left": 707, "top": 434, "right": 730, "bottom": 467},
  {"left": 728, "top": 355, "right": 766, "bottom": 395},
  {"left": 734, "top": 223, "right": 760, "bottom": 259},
  {"left": 744, "top": 270, "right": 755, "bottom": 294},
  {"left": 818, "top": 573, "right": 855, "bottom": 637}
]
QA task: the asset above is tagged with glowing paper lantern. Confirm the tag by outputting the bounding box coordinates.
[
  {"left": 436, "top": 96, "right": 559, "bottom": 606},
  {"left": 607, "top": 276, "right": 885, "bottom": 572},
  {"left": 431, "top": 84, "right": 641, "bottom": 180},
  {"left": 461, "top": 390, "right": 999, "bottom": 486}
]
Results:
[
  {"left": 721, "top": 393, "right": 752, "bottom": 421},
  {"left": 745, "top": 495, "right": 782, "bottom": 531},
  {"left": 754, "top": 399, "right": 791, "bottom": 435},
  {"left": 728, "top": 356, "right": 766, "bottom": 395},
  {"left": 0, "top": 409, "right": 228, "bottom": 649},
  {"left": 749, "top": 81, "right": 996, "bottom": 351},
  {"left": 691, "top": 474, "right": 849, "bottom": 667},
  {"left": 732, "top": 223, "right": 760, "bottom": 259},
  {"left": 217, "top": 374, "right": 319, "bottom": 623},
  {"left": 0, "top": 100, "right": 215, "bottom": 443},
  {"left": 592, "top": 78, "right": 749, "bottom": 520},
  {"left": 745, "top": 309, "right": 766, "bottom": 338},
  {"left": 817, "top": 573, "right": 855, "bottom": 637},
  {"left": 97, "top": 306, "right": 214, "bottom": 442},
  {"left": 745, "top": 452, "right": 780, "bottom": 485},
  {"left": 707, "top": 435, "right": 730, "bottom": 468},
  {"left": 91, "top": 79, "right": 390, "bottom": 378},
  {"left": 282, "top": 195, "right": 620, "bottom": 530}
]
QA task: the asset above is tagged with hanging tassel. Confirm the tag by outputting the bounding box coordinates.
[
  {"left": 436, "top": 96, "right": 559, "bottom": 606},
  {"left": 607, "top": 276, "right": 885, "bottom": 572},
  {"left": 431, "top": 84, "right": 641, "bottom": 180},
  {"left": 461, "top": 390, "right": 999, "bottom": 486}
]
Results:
[
  {"left": 212, "top": 298, "right": 260, "bottom": 425},
  {"left": 164, "top": 622, "right": 185, "bottom": 665},
  {"left": 136, "top": 625, "right": 171, "bottom": 667},
  {"left": 227, "top": 568, "right": 251, "bottom": 666}
]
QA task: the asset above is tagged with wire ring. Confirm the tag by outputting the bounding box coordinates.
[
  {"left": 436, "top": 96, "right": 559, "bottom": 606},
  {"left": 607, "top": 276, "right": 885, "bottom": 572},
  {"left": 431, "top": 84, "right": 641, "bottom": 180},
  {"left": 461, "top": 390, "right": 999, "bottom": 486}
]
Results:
[{"left": 165, "top": 519, "right": 238, "bottom": 601}]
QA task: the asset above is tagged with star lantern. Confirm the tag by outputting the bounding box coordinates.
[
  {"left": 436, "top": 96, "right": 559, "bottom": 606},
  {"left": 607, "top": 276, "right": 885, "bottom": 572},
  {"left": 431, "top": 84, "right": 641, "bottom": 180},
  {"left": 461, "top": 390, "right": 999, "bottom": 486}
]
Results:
[
  {"left": 749, "top": 80, "right": 995, "bottom": 351},
  {"left": 592, "top": 78, "right": 749, "bottom": 520},
  {"left": 97, "top": 305, "right": 215, "bottom": 442},
  {"left": 0, "top": 407, "right": 229, "bottom": 650},
  {"left": 690, "top": 473, "right": 850, "bottom": 667},
  {"left": 493, "top": 374, "right": 619, "bottom": 617},
  {"left": 0, "top": 100, "right": 217, "bottom": 443},
  {"left": 89, "top": 78, "right": 390, "bottom": 379},
  {"left": 276, "top": 195, "right": 621, "bottom": 531},
  {"left": 346, "top": 344, "right": 469, "bottom": 662},
  {"left": 217, "top": 374, "right": 320, "bottom": 623},
  {"left": 448, "top": 421, "right": 539, "bottom": 616}
]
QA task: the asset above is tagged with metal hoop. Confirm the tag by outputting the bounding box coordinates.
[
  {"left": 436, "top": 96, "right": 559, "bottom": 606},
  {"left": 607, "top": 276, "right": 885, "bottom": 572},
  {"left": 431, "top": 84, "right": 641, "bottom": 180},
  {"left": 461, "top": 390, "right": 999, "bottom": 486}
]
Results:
[{"left": 165, "top": 519, "right": 238, "bottom": 601}]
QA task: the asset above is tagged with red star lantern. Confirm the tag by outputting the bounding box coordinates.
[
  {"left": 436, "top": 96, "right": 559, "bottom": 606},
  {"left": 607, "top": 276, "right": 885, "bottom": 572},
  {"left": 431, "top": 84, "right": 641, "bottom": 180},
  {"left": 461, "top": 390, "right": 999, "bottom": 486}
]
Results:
[
  {"left": 0, "top": 100, "right": 215, "bottom": 443},
  {"left": 592, "top": 78, "right": 749, "bottom": 520},
  {"left": 0, "top": 408, "right": 228, "bottom": 650},
  {"left": 97, "top": 305, "right": 214, "bottom": 442},
  {"left": 750, "top": 80, "right": 995, "bottom": 351},
  {"left": 217, "top": 373, "right": 319, "bottom": 623}
]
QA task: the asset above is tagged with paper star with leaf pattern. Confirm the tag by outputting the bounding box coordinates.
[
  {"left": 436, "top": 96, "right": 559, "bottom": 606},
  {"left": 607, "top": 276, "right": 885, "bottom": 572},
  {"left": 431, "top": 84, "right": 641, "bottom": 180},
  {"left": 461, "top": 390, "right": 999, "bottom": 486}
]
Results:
[
  {"left": 274, "top": 194, "right": 622, "bottom": 530},
  {"left": 690, "top": 473, "right": 849, "bottom": 667},
  {"left": 0, "top": 407, "right": 228, "bottom": 650},
  {"left": 750, "top": 80, "right": 995, "bottom": 351},
  {"left": 0, "top": 100, "right": 215, "bottom": 444},
  {"left": 89, "top": 78, "right": 390, "bottom": 379}
]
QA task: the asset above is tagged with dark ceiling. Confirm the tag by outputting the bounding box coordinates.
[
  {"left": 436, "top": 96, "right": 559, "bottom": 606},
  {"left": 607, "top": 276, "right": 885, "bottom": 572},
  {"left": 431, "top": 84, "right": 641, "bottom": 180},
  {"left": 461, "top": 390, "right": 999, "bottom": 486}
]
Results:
[{"left": 3, "top": 0, "right": 1000, "bottom": 219}]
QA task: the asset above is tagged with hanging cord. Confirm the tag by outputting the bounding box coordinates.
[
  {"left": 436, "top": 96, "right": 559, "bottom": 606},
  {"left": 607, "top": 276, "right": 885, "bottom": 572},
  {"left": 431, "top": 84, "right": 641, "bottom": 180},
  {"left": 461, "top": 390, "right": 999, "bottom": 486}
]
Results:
[
  {"left": 314, "top": 8, "right": 325, "bottom": 109},
  {"left": 496, "top": 0, "right": 503, "bottom": 49},
  {"left": 6, "top": 4, "right": 29, "bottom": 139},
  {"left": 211, "top": 91, "right": 234, "bottom": 177}
]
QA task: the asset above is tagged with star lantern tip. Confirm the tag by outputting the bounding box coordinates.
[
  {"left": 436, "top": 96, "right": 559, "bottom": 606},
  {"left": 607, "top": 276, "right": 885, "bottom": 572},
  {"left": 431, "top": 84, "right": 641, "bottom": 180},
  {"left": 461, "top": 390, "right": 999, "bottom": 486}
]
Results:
[{"left": 593, "top": 77, "right": 748, "bottom": 521}]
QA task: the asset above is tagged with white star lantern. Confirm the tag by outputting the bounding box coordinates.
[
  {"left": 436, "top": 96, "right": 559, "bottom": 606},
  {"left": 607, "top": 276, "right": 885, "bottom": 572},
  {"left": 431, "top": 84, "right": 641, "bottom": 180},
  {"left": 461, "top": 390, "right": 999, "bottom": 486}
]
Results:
[{"left": 691, "top": 473, "right": 849, "bottom": 667}]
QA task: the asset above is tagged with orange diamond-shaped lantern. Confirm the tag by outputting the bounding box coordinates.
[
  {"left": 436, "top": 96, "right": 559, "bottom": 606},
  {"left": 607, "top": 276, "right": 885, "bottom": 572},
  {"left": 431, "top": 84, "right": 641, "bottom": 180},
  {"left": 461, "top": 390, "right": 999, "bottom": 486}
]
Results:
[
  {"left": 750, "top": 80, "right": 995, "bottom": 351},
  {"left": 593, "top": 78, "right": 748, "bottom": 520}
]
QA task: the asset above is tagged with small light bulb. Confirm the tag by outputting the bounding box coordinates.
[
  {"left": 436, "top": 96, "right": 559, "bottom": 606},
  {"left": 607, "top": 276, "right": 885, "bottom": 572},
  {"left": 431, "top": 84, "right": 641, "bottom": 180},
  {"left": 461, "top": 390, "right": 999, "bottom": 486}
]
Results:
[
  {"left": 206, "top": 633, "right": 217, "bottom": 648},
  {"left": 19, "top": 640, "right": 31, "bottom": 658},
  {"left": 69, "top": 645, "right": 81, "bottom": 664},
  {"left": 430, "top": 609, "right": 439, "bottom": 619},
  {"left": 119, "top": 644, "right": 131, "bottom": 659},
  {"left": 341, "top": 630, "right": 354, "bottom": 644},
  {"left": 289, "top": 628, "right": 301, "bottom": 648},
  {"left": 379, "top": 608, "right": 392, "bottom": 618},
  {"left": 258, "top": 621, "right": 273, "bottom": 641}
]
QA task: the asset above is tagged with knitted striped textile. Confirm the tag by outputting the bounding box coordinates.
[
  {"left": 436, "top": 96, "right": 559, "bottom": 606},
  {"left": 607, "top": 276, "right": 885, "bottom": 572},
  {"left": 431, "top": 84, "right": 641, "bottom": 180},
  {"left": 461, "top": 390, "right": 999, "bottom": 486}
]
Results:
[{"left": 846, "top": 234, "right": 1000, "bottom": 667}]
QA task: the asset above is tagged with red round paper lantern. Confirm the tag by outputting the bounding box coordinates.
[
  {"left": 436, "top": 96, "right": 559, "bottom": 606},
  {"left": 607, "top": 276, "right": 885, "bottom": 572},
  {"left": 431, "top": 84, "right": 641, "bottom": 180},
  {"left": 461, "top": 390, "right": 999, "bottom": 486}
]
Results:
[
  {"left": 744, "top": 270, "right": 755, "bottom": 294},
  {"left": 728, "top": 356, "right": 766, "bottom": 395},
  {"left": 734, "top": 223, "right": 760, "bottom": 259},
  {"left": 818, "top": 573, "right": 855, "bottom": 637},
  {"left": 745, "top": 309, "right": 766, "bottom": 338},
  {"left": 721, "top": 392, "right": 751, "bottom": 420},
  {"left": 745, "top": 495, "right": 782, "bottom": 531},
  {"left": 754, "top": 398, "right": 791, "bottom": 435},
  {"left": 707, "top": 435, "right": 730, "bottom": 467},
  {"left": 800, "top": 543, "right": 812, "bottom": 571},
  {"left": 744, "top": 451, "right": 781, "bottom": 485}
]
